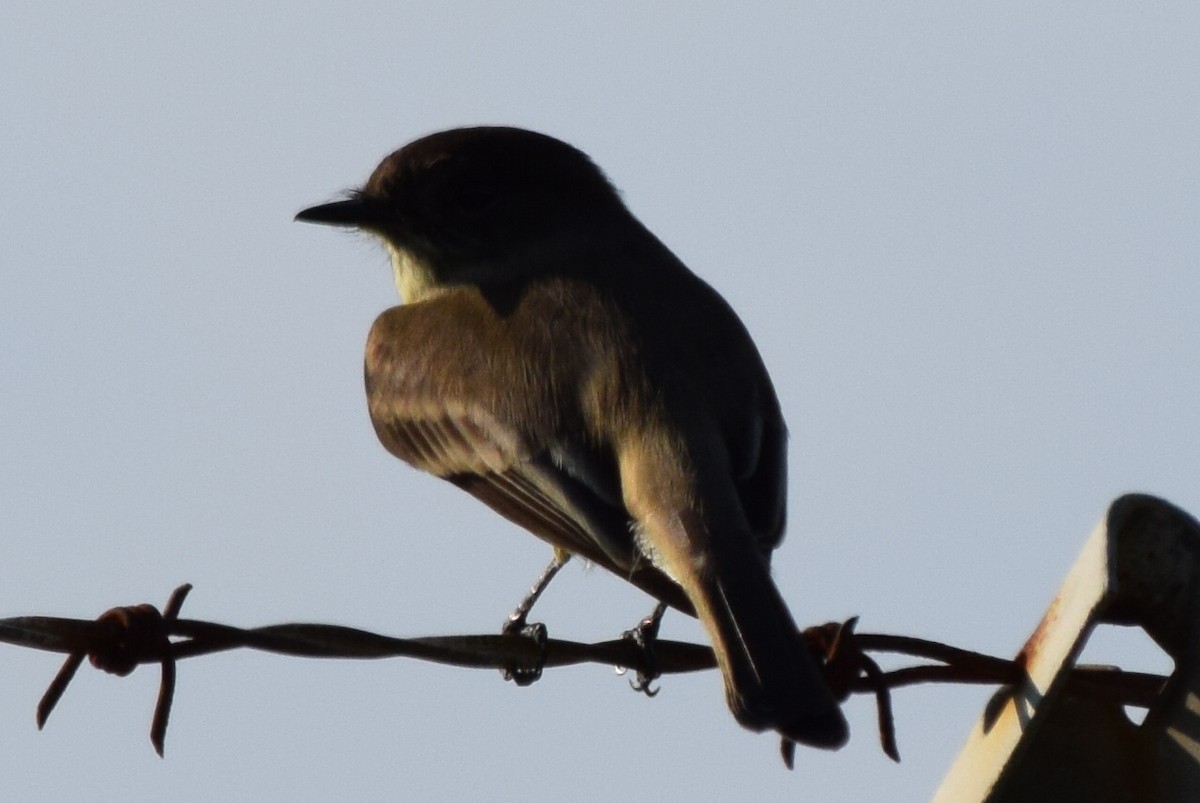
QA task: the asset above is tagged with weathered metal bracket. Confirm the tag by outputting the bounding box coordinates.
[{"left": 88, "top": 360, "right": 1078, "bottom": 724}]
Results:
[{"left": 933, "top": 493, "right": 1200, "bottom": 802}]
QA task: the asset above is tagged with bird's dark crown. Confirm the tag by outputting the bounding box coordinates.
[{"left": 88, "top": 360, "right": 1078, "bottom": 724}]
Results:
[
  {"left": 358, "top": 127, "right": 629, "bottom": 260},
  {"left": 296, "top": 127, "right": 649, "bottom": 296},
  {"left": 365, "top": 127, "right": 617, "bottom": 204}
]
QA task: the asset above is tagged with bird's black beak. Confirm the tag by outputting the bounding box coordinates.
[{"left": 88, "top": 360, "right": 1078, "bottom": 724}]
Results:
[{"left": 294, "top": 197, "right": 385, "bottom": 228}]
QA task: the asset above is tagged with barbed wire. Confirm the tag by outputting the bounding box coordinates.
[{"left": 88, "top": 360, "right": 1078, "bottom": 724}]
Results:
[{"left": 0, "top": 583, "right": 1167, "bottom": 764}]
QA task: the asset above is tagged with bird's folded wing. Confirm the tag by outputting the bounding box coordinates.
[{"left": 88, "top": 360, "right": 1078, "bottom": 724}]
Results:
[{"left": 373, "top": 410, "right": 693, "bottom": 614}]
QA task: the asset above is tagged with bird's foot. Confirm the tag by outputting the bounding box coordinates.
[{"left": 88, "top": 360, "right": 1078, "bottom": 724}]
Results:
[
  {"left": 500, "top": 617, "right": 549, "bottom": 687},
  {"left": 621, "top": 601, "right": 668, "bottom": 697},
  {"left": 498, "top": 554, "right": 569, "bottom": 686}
]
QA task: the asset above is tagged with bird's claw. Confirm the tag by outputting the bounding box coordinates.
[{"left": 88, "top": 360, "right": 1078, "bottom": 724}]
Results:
[
  {"left": 621, "top": 602, "right": 667, "bottom": 697},
  {"left": 500, "top": 619, "right": 549, "bottom": 686}
]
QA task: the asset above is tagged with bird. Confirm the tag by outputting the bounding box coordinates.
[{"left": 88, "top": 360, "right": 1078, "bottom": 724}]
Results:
[{"left": 295, "top": 126, "right": 848, "bottom": 750}]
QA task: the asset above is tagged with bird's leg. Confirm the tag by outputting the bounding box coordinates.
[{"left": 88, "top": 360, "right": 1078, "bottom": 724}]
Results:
[
  {"left": 500, "top": 552, "right": 570, "bottom": 686},
  {"left": 622, "top": 601, "right": 669, "bottom": 696},
  {"left": 503, "top": 551, "right": 570, "bottom": 633}
]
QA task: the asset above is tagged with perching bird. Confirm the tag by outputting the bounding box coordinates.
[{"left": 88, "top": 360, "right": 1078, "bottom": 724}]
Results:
[{"left": 296, "top": 126, "right": 848, "bottom": 750}]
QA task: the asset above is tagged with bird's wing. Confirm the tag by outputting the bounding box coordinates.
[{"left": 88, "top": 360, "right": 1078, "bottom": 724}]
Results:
[
  {"left": 676, "top": 280, "right": 789, "bottom": 557},
  {"left": 371, "top": 410, "right": 692, "bottom": 614},
  {"left": 365, "top": 300, "right": 693, "bottom": 614},
  {"left": 730, "top": 392, "right": 788, "bottom": 555}
]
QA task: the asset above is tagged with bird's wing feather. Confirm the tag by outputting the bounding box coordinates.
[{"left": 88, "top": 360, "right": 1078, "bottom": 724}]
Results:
[{"left": 366, "top": 299, "right": 692, "bottom": 613}]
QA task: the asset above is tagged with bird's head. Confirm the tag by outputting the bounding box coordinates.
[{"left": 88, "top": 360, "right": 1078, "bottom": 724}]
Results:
[{"left": 296, "top": 126, "right": 629, "bottom": 301}]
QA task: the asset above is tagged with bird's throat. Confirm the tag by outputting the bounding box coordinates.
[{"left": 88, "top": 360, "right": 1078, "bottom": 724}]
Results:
[{"left": 385, "top": 242, "right": 440, "bottom": 304}]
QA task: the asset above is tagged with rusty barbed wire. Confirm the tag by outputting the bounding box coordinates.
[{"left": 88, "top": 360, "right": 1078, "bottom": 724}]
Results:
[{"left": 0, "top": 583, "right": 1168, "bottom": 760}]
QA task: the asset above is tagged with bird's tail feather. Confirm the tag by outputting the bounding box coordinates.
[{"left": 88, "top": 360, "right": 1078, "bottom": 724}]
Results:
[{"left": 692, "top": 545, "right": 848, "bottom": 749}]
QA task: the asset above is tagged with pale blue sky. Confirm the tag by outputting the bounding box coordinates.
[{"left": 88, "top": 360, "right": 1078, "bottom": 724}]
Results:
[{"left": 2, "top": 4, "right": 1198, "bottom": 800}]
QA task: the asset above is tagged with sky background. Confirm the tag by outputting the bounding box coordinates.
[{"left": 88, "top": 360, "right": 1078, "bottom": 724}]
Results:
[{"left": 2, "top": 4, "right": 1198, "bottom": 801}]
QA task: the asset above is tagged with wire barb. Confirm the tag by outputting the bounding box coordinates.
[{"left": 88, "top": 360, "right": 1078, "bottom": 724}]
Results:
[
  {"left": 35, "top": 584, "right": 192, "bottom": 756},
  {"left": 805, "top": 618, "right": 900, "bottom": 761}
]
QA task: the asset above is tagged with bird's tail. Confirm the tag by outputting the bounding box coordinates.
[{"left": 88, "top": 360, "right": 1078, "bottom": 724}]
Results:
[{"left": 690, "top": 542, "right": 848, "bottom": 749}]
